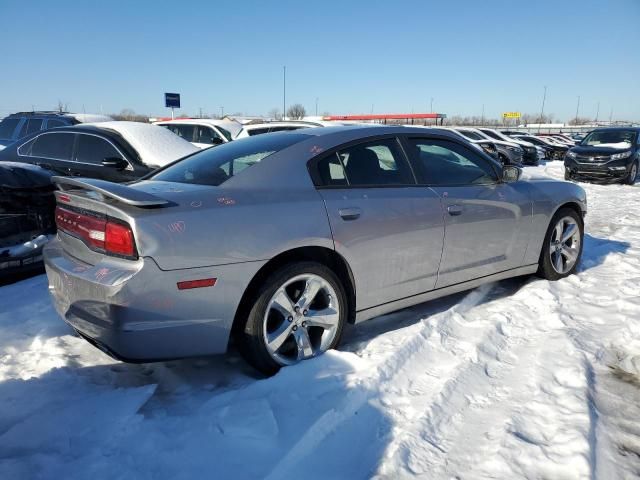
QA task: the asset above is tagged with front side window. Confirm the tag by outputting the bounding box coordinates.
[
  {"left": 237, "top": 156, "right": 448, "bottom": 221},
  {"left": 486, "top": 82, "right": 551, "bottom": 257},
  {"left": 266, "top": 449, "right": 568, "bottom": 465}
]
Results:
[
  {"left": 407, "top": 138, "right": 497, "bottom": 186},
  {"left": 75, "top": 134, "right": 124, "bottom": 164},
  {"left": 196, "top": 126, "right": 224, "bottom": 145},
  {"left": 151, "top": 132, "right": 310, "bottom": 186},
  {"left": 482, "top": 130, "right": 501, "bottom": 140},
  {"left": 26, "top": 133, "right": 75, "bottom": 160},
  {"left": 0, "top": 118, "right": 20, "bottom": 140}
]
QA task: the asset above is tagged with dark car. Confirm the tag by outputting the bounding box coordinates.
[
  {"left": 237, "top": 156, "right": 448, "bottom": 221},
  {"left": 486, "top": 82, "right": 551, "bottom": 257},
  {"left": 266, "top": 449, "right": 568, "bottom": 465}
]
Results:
[
  {"left": 0, "top": 121, "right": 199, "bottom": 182},
  {"left": 0, "top": 162, "right": 56, "bottom": 277},
  {"left": 512, "top": 134, "right": 567, "bottom": 160},
  {"left": 0, "top": 111, "right": 113, "bottom": 147},
  {"left": 564, "top": 127, "right": 639, "bottom": 184}
]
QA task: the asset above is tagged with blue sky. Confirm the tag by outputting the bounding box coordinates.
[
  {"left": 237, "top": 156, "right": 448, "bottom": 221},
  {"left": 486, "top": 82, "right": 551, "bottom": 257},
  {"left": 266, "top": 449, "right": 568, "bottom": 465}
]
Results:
[{"left": 1, "top": 0, "right": 638, "bottom": 121}]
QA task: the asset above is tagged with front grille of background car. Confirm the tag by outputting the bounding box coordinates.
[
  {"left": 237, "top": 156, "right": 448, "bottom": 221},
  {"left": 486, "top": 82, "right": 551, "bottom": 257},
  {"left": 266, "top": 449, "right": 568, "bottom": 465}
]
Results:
[{"left": 576, "top": 155, "right": 609, "bottom": 164}]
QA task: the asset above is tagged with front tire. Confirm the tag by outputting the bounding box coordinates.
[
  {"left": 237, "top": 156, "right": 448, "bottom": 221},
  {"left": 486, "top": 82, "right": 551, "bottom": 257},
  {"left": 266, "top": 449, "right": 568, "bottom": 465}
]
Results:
[
  {"left": 624, "top": 160, "right": 638, "bottom": 185},
  {"left": 537, "top": 207, "right": 584, "bottom": 281},
  {"left": 236, "top": 262, "right": 347, "bottom": 375}
]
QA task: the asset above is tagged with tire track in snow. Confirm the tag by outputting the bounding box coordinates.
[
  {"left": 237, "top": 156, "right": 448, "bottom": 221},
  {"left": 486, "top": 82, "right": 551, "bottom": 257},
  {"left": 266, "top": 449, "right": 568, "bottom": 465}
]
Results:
[{"left": 264, "top": 285, "right": 495, "bottom": 480}]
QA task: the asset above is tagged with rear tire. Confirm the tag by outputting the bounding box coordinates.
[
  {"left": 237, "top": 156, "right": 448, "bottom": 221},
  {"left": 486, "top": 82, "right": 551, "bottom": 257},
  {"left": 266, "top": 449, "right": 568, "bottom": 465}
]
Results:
[
  {"left": 236, "top": 261, "right": 347, "bottom": 375},
  {"left": 624, "top": 161, "right": 638, "bottom": 185},
  {"left": 537, "top": 207, "right": 584, "bottom": 281}
]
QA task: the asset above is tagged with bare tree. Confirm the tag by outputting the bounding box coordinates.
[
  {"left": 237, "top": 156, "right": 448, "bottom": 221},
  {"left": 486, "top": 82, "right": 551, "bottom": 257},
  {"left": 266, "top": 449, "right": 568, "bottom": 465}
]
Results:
[
  {"left": 267, "top": 108, "right": 282, "bottom": 120},
  {"left": 57, "top": 100, "right": 69, "bottom": 113},
  {"left": 286, "top": 104, "right": 306, "bottom": 120},
  {"left": 110, "top": 108, "right": 149, "bottom": 123}
]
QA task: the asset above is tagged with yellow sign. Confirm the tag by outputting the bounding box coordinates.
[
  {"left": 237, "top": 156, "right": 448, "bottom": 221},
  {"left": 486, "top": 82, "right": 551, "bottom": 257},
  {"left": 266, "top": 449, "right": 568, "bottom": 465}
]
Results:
[{"left": 502, "top": 112, "right": 521, "bottom": 119}]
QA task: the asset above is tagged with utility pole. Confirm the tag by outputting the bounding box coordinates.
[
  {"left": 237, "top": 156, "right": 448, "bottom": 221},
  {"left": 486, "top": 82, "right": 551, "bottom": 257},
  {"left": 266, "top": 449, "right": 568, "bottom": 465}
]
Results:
[
  {"left": 538, "top": 86, "right": 547, "bottom": 133},
  {"left": 609, "top": 107, "right": 613, "bottom": 124},
  {"left": 574, "top": 96, "right": 580, "bottom": 126},
  {"left": 595, "top": 101, "right": 600, "bottom": 124},
  {"left": 220, "top": 106, "right": 224, "bottom": 118},
  {"left": 283, "top": 66, "right": 286, "bottom": 120},
  {"left": 481, "top": 104, "right": 485, "bottom": 125},
  {"left": 315, "top": 97, "right": 318, "bottom": 116},
  {"left": 199, "top": 107, "right": 203, "bottom": 119}
]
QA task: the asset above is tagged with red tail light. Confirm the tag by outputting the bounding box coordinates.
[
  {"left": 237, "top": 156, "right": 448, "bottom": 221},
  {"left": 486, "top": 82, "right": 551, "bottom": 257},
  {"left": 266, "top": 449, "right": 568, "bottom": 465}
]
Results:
[{"left": 55, "top": 206, "right": 137, "bottom": 259}]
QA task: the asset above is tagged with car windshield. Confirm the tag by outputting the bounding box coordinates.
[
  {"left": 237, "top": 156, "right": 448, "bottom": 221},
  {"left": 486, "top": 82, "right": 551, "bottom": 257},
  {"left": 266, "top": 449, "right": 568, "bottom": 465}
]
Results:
[
  {"left": 581, "top": 130, "right": 636, "bottom": 148},
  {"left": 150, "top": 132, "right": 309, "bottom": 186}
]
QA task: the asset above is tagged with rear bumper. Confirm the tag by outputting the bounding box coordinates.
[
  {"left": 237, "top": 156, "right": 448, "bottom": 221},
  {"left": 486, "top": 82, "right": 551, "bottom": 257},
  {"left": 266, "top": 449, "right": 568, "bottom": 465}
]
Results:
[{"left": 44, "top": 238, "right": 265, "bottom": 362}]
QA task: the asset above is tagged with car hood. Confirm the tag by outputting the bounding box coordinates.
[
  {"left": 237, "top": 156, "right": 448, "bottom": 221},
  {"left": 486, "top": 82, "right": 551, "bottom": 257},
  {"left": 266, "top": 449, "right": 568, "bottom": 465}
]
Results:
[{"left": 571, "top": 144, "right": 632, "bottom": 155}]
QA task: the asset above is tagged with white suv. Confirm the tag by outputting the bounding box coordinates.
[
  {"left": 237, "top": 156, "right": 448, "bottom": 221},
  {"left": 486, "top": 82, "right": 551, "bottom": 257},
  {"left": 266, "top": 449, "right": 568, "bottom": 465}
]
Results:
[
  {"left": 154, "top": 119, "right": 242, "bottom": 149},
  {"left": 234, "top": 121, "right": 325, "bottom": 139}
]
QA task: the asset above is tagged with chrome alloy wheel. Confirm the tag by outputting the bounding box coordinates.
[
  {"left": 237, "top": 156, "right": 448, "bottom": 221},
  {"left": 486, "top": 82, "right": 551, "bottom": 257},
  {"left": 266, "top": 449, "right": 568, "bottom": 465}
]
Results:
[
  {"left": 549, "top": 216, "right": 581, "bottom": 274},
  {"left": 262, "top": 274, "right": 341, "bottom": 365}
]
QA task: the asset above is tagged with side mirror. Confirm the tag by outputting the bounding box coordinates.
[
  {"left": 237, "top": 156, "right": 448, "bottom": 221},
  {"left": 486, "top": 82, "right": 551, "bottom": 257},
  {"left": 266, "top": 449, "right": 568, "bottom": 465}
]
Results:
[
  {"left": 102, "top": 157, "right": 128, "bottom": 170},
  {"left": 502, "top": 165, "right": 521, "bottom": 183}
]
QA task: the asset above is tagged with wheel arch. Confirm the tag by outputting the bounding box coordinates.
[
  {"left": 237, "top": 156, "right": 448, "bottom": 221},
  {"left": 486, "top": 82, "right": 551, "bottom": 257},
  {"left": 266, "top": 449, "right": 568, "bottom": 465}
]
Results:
[{"left": 230, "top": 246, "right": 357, "bottom": 343}]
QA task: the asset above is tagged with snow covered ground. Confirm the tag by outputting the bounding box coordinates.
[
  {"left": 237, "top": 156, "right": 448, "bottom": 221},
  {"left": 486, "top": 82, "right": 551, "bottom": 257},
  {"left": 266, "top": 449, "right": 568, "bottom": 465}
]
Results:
[{"left": 1, "top": 161, "right": 640, "bottom": 479}]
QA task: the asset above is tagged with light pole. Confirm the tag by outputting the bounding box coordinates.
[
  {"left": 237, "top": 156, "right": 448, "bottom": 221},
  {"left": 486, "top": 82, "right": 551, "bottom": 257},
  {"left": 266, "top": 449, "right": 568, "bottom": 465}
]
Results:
[
  {"left": 315, "top": 97, "right": 318, "bottom": 116},
  {"left": 574, "top": 96, "right": 580, "bottom": 126},
  {"left": 609, "top": 107, "right": 613, "bottom": 124},
  {"left": 595, "top": 101, "right": 600, "bottom": 124},
  {"left": 538, "top": 86, "right": 547, "bottom": 133},
  {"left": 219, "top": 106, "right": 224, "bottom": 118},
  {"left": 481, "top": 104, "right": 485, "bottom": 125},
  {"left": 283, "top": 66, "right": 286, "bottom": 120}
]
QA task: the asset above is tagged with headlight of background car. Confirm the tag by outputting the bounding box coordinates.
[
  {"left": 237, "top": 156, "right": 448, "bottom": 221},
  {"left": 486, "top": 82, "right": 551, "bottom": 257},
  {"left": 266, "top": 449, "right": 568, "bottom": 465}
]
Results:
[
  {"left": 611, "top": 151, "right": 632, "bottom": 161},
  {"left": 566, "top": 151, "right": 577, "bottom": 159}
]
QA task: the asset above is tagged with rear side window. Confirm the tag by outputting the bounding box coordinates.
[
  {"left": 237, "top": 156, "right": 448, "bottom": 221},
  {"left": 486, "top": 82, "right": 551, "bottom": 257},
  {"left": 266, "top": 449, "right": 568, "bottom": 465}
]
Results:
[
  {"left": 407, "top": 138, "right": 497, "bottom": 186},
  {"left": 164, "top": 124, "right": 196, "bottom": 142},
  {"left": 19, "top": 118, "right": 43, "bottom": 137},
  {"left": 27, "top": 133, "right": 75, "bottom": 160},
  {"left": 47, "top": 119, "right": 68, "bottom": 128},
  {"left": 151, "top": 132, "right": 309, "bottom": 186},
  {"left": 75, "top": 134, "right": 124, "bottom": 164},
  {"left": 314, "top": 138, "right": 415, "bottom": 187},
  {"left": 0, "top": 118, "right": 20, "bottom": 139},
  {"left": 247, "top": 127, "right": 270, "bottom": 136}
]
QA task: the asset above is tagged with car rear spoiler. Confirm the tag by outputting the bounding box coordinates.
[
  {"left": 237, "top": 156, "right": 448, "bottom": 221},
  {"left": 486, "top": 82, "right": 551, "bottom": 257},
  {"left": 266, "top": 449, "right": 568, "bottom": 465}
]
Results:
[{"left": 52, "top": 176, "right": 169, "bottom": 207}]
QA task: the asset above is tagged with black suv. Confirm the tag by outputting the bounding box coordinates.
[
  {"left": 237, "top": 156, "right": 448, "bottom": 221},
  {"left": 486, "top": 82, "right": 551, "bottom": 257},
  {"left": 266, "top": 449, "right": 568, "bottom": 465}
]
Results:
[
  {"left": 0, "top": 112, "right": 83, "bottom": 147},
  {"left": 564, "top": 127, "right": 640, "bottom": 184}
]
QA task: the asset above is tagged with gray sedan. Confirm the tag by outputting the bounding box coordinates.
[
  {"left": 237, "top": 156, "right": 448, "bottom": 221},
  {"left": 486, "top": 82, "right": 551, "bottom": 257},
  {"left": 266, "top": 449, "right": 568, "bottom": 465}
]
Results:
[{"left": 43, "top": 126, "right": 587, "bottom": 374}]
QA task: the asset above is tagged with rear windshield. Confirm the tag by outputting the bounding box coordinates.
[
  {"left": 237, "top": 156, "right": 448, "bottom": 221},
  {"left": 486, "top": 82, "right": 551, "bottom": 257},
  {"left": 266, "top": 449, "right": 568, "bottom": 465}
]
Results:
[
  {"left": 150, "top": 132, "right": 309, "bottom": 186},
  {"left": 582, "top": 130, "right": 637, "bottom": 148}
]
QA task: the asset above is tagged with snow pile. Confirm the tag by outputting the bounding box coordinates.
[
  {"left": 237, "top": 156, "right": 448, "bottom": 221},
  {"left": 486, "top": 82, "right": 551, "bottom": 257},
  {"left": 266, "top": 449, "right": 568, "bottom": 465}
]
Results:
[
  {"left": 85, "top": 121, "right": 199, "bottom": 167},
  {"left": 1, "top": 161, "right": 640, "bottom": 479}
]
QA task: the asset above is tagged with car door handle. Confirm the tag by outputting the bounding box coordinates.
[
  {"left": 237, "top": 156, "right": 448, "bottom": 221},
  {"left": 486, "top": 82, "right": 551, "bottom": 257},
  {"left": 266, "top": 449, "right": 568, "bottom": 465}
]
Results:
[
  {"left": 447, "top": 205, "right": 463, "bottom": 216},
  {"left": 338, "top": 207, "right": 362, "bottom": 221}
]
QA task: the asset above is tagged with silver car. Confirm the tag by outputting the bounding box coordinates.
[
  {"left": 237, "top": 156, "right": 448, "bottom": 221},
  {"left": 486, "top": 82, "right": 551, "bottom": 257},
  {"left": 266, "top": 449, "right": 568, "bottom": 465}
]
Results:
[{"left": 43, "top": 126, "right": 587, "bottom": 374}]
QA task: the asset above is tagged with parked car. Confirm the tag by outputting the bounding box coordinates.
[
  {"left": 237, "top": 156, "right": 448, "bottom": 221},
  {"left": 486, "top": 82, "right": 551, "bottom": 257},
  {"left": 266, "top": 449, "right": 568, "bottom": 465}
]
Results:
[
  {"left": 512, "top": 134, "right": 567, "bottom": 160},
  {"left": 154, "top": 119, "right": 242, "bottom": 148},
  {"left": 477, "top": 127, "right": 540, "bottom": 164},
  {"left": 44, "top": 126, "right": 587, "bottom": 374},
  {"left": 451, "top": 127, "right": 524, "bottom": 166},
  {"left": 234, "top": 121, "right": 323, "bottom": 139},
  {"left": 0, "top": 162, "right": 56, "bottom": 276},
  {"left": 0, "top": 111, "right": 112, "bottom": 147},
  {"left": 0, "top": 121, "right": 199, "bottom": 182},
  {"left": 564, "top": 127, "right": 640, "bottom": 184}
]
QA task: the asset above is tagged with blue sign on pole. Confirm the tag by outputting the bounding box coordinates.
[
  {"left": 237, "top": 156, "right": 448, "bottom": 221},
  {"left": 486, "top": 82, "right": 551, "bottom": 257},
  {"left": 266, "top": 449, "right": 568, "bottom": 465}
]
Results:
[{"left": 165, "top": 93, "right": 181, "bottom": 108}]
